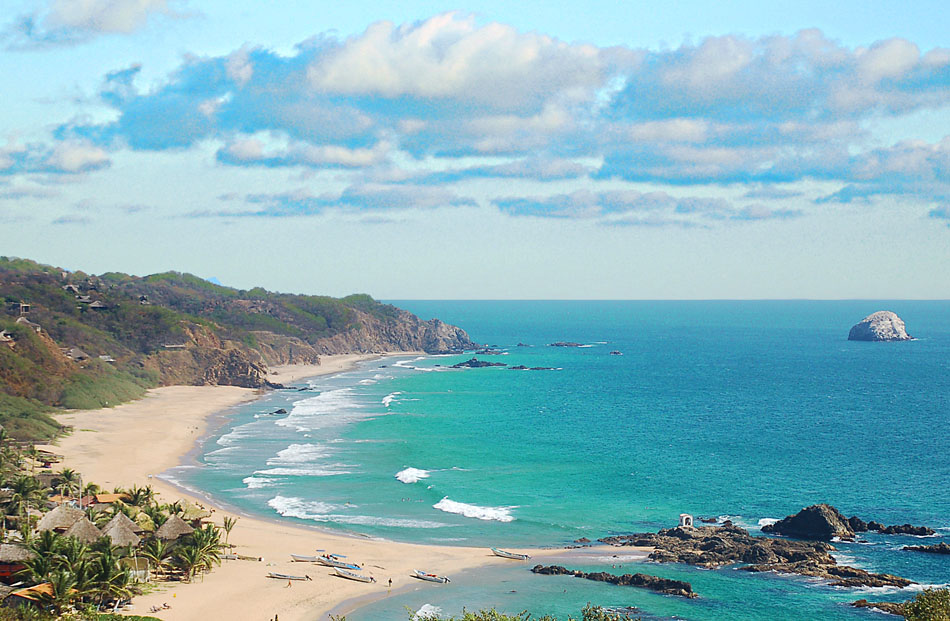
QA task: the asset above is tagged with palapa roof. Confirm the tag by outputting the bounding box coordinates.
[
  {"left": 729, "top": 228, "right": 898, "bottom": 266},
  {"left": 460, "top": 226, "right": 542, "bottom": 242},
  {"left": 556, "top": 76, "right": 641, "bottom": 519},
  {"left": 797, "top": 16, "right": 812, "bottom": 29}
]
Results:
[
  {"left": 180, "top": 502, "right": 212, "bottom": 522},
  {"left": 155, "top": 514, "right": 194, "bottom": 541},
  {"left": 10, "top": 582, "right": 55, "bottom": 601},
  {"left": 64, "top": 517, "right": 102, "bottom": 544},
  {"left": 35, "top": 504, "right": 84, "bottom": 532},
  {"left": 94, "top": 493, "right": 129, "bottom": 504},
  {"left": 104, "top": 511, "right": 144, "bottom": 533},
  {"left": 0, "top": 544, "right": 34, "bottom": 564},
  {"left": 102, "top": 519, "right": 140, "bottom": 547}
]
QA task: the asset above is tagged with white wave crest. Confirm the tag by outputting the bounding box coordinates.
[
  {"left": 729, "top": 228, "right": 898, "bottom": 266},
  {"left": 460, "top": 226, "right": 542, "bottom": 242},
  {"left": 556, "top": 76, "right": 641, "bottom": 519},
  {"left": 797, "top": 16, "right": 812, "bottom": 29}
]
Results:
[
  {"left": 758, "top": 518, "right": 779, "bottom": 527},
  {"left": 433, "top": 497, "right": 515, "bottom": 522},
  {"left": 267, "top": 495, "right": 448, "bottom": 528},
  {"left": 243, "top": 476, "right": 277, "bottom": 489},
  {"left": 415, "top": 604, "right": 443, "bottom": 619},
  {"left": 382, "top": 391, "right": 402, "bottom": 407},
  {"left": 275, "top": 388, "right": 364, "bottom": 433},
  {"left": 256, "top": 466, "right": 352, "bottom": 477},
  {"left": 266, "top": 443, "right": 329, "bottom": 466},
  {"left": 395, "top": 467, "right": 430, "bottom": 484}
]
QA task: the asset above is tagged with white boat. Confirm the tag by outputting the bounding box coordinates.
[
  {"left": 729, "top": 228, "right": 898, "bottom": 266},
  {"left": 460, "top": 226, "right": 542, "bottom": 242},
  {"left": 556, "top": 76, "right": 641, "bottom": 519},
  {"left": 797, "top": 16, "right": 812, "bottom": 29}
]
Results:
[
  {"left": 290, "top": 553, "right": 319, "bottom": 562},
  {"left": 316, "top": 554, "right": 362, "bottom": 570},
  {"left": 267, "top": 572, "right": 312, "bottom": 581},
  {"left": 333, "top": 566, "right": 376, "bottom": 583},
  {"left": 412, "top": 569, "right": 451, "bottom": 583},
  {"left": 491, "top": 547, "right": 530, "bottom": 560}
]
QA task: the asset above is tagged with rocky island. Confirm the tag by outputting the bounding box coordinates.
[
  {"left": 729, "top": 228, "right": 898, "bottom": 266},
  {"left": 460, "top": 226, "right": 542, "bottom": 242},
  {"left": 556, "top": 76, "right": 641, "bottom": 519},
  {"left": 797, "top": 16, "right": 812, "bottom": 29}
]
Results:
[
  {"left": 761, "top": 504, "right": 935, "bottom": 539},
  {"left": 848, "top": 310, "right": 912, "bottom": 341},
  {"left": 532, "top": 565, "right": 697, "bottom": 598}
]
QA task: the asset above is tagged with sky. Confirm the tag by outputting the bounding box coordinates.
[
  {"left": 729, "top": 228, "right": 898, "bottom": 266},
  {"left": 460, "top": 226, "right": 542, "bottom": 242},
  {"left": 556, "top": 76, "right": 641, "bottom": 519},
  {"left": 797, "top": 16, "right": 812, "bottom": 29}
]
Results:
[{"left": 1, "top": 0, "right": 949, "bottom": 299}]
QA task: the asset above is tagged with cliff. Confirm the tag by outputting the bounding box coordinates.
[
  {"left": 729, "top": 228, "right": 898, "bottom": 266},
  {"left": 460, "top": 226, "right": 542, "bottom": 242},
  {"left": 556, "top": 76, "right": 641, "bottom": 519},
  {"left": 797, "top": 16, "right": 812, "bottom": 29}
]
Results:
[{"left": 0, "top": 256, "right": 476, "bottom": 439}]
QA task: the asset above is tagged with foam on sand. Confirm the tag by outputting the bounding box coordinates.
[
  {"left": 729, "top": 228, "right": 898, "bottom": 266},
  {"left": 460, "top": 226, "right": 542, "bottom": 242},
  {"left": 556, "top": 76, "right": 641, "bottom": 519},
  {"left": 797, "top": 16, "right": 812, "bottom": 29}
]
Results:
[
  {"left": 395, "top": 467, "right": 430, "bottom": 484},
  {"left": 433, "top": 497, "right": 515, "bottom": 522}
]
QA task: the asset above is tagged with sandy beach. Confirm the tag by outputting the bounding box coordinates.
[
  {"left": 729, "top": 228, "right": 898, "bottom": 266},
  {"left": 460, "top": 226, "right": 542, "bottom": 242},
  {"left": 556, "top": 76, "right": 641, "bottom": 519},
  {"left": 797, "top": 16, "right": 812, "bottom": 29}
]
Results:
[{"left": 45, "top": 354, "right": 586, "bottom": 621}]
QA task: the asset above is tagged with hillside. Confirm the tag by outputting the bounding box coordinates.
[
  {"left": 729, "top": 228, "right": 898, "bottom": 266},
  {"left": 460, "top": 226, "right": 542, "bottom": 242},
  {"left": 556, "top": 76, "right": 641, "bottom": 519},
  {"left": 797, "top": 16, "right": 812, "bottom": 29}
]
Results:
[{"left": 0, "top": 256, "right": 475, "bottom": 440}]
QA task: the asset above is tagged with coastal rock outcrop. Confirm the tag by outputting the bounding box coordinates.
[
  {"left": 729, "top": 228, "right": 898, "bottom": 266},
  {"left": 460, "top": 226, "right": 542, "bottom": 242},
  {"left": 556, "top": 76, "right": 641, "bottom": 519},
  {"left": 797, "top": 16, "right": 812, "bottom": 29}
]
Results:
[
  {"left": 848, "top": 311, "right": 912, "bottom": 341},
  {"left": 450, "top": 357, "right": 506, "bottom": 368},
  {"left": 531, "top": 565, "right": 697, "bottom": 598},
  {"left": 599, "top": 523, "right": 913, "bottom": 589},
  {"left": 761, "top": 504, "right": 855, "bottom": 540},
  {"left": 548, "top": 341, "right": 582, "bottom": 347},
  {"left": 851, "top": 600, "right": 906, "bottom": 616},
  {"left": 904, "top": 542, "right": 950, "bottom": 554}
]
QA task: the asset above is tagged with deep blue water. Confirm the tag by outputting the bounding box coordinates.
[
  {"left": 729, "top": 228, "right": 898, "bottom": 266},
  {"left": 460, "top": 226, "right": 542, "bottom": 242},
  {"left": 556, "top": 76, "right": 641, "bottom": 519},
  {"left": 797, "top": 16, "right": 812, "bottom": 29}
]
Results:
[{"left": 175, "top": 301, "right": 950, "bottom": 620}]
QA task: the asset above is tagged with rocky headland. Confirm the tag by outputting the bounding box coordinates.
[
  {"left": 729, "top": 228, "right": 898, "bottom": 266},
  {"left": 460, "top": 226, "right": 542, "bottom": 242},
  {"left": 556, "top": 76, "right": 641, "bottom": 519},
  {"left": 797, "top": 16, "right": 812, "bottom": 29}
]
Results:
[
  {"left": 531, "top": 565, "right": 697, "bottom": 598},
  {"left": 599, "top": 521, "right": 913, "bottom": 589},
  {"left": 848, "top": 311, "right": 912, "bottom": 341}
]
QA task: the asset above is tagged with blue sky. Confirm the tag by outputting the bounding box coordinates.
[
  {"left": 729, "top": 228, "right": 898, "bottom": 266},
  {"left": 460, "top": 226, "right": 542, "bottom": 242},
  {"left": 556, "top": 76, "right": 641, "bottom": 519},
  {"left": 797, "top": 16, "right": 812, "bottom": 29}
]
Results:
[{"left": 2, "top": 1, "right": 948, "bottom": 299}]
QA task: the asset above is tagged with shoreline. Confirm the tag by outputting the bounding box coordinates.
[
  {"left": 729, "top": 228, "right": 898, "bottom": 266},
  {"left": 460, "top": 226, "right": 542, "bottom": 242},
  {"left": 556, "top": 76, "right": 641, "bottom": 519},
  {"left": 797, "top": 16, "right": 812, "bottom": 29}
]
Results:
[{"left": 44, "top": 353, "right": 585, "bottom": 620}]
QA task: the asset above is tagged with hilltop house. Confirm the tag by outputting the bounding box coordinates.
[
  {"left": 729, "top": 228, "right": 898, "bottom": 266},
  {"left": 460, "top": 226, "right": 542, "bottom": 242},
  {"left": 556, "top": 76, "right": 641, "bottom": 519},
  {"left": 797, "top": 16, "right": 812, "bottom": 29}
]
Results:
[{"left": 15, "top": 317, "right": 41, "bottom": 333}]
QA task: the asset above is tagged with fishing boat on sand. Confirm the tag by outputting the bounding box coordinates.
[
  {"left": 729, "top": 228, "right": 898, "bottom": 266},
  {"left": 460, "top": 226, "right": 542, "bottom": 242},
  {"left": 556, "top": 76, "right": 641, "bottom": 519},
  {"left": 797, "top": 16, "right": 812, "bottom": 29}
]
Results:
[
  {"left": 290, "top": 553, "right": 319, "bottom": 562},
  {"left": 267, "top": 572, "right": 312, "bottom": 581},
  {"left": 333, "top": 567, "right": 376, "bottom": 583},
  {"left": 412, "top": 569, "right": 451, "bottom": 583},
  {"left": 316, "top": 554, "right": 362, "bottom": 570},
  {"left": 491, "top": 547, "right": 530, "bottom": 560}
]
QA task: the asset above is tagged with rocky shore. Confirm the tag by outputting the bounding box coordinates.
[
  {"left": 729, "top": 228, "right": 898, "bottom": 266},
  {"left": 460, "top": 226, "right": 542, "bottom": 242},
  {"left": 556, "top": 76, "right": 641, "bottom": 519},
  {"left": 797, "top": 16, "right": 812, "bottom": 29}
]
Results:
[
  {"left": 761, "top": 504, "right": 935, "bottom": 540},
  {"left": 904, "top": 542, "right": 950, "bottom": 554},
  {"left": 599, "top": 521, "right": 913, "bottom": 588},
  {"left": 531, "top": 565, "right": 697, "bottom": 598}
]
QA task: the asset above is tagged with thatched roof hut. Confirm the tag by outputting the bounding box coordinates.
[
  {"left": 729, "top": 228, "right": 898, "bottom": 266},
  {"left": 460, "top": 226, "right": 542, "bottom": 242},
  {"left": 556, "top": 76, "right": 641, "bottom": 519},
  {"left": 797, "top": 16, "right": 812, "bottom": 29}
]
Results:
[
  {"left": 155, "top": 514, "right": 194, "bottom": 541},
  {"left": 64, "top": 517, "right": 102, "bottom": 544},
  {"left": 0, "top": 544, "right": 34, "bottom": 564},
  {"left": 36, "top": 504, "right": 84, "bottom": 533},
  {"left": 104, "top": 511, "right": 144, "bottom": 534},
  {"left": 180, "top": 502, "right": 212, "bottom": 523},
  {"left": 102, "top": 519, "right": 140, "bottom": 548}
]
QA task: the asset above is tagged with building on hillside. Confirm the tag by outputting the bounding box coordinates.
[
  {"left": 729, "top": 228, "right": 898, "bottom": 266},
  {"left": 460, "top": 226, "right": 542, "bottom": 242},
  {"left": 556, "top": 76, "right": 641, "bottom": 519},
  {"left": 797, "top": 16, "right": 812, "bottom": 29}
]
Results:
[
  {"left": 14, "top": 317, "right": 41, "bottom": 333},
  {"left": 0, "top": 331, "right": 12, "bottom": 345},
  {"left": 62, "top": 284, "right": 80, "bottom": 294},
  {"left": 0, "top": 545, "right": 34, "bottom": 584},
  {"left": 7, "top": 302, "right": 30, "bottom": 315},
  {"left": 63, "top": 347, "right": 90, "bottom": 362},
  {"left": 89, "top": 300, "right": 109, "bottom": 310}
]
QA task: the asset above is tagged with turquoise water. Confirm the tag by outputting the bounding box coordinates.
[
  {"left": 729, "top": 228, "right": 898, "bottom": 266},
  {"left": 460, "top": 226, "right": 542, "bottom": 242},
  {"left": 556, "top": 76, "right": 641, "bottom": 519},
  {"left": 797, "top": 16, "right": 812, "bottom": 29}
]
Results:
[{"left": 175, "top": 301, "right": 950, "bottom": 620}]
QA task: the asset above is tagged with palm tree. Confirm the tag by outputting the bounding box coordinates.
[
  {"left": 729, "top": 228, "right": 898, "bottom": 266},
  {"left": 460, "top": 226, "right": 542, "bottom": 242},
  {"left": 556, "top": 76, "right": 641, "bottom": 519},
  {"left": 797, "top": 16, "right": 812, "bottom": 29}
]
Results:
[
  {"left": 222, "top": 515, "right": 237, "bottom": 548},
  {"left": 172, "top": 543, "right": 205, "bottom": 582},
  {"left": 141, "top": 539, "right": 173, "bottom": 576},
  {"left": 56, "top": 467, "right": 80, "bottom": 497},
  {"left": 26, "top": 445, "right": 40, "bottom": 475},
  {"left": 90, "top": 545, "right": 133, "bottom": 607},
  {"left": 5, "top": 474, "right": 43, "bottom": 523},
  {"left": 34, "top": 568, "right": 78, "bottom": 616},
  {"left": 125, "top": 485, "right": 154, "bottom": 507}
]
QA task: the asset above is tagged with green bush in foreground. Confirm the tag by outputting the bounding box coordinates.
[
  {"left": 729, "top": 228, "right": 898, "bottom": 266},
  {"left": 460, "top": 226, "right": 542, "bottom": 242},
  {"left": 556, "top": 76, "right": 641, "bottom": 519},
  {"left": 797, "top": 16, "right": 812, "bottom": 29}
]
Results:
[
  {"left": 905, "top": 588, "right": 950, "bottom": 621},
  {"left": 333, "top": 604, "right": 639, "bottom": 621},
  {"left": 0, "top": 607, "right": 160, "bottom": 621}
]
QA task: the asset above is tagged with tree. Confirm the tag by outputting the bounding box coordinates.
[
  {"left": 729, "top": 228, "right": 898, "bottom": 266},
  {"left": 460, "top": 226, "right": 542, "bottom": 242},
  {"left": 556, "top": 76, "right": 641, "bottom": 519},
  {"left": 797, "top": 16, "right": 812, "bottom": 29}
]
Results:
[
  {"left": 141, "top": 538, "right": 172, "bottom": 576},
  {"left": 222, "top": 516, "right": 237, "bottom": 548},
  {"left": 33, "top": 569, "right": 78, "bottom": 616},
  {"left": 5, "top": 475, "right": 43, "bottom": 520},
  {"left": 55, "top": 468, "right": 80, "bottom": 497},
  {"left": 904, "top": 588, "right": 950, "bottom": 621}
]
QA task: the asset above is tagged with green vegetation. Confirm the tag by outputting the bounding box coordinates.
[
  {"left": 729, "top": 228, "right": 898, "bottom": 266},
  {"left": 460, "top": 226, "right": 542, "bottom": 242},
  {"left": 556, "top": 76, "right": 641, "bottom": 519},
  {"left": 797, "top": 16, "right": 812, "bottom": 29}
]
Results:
[
  {"left": 904, "top": 588, "right": 950, "bottom": 621},
  {"left": 332, "top": 605, "right": 639, "bottom": 621},
  {"left": 0, "top": 255, "right": 422, "bottom": 441}
]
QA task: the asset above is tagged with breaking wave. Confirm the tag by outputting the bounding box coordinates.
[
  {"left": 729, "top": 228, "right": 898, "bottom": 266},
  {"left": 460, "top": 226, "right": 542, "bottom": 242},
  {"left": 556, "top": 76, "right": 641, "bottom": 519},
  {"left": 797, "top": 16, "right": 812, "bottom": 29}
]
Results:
[
  {"left": 395, "top": 467, "right": 430, "bottom": 484},
  {"left": 433, "top": 497, "right": 515, "bottom": 522}
]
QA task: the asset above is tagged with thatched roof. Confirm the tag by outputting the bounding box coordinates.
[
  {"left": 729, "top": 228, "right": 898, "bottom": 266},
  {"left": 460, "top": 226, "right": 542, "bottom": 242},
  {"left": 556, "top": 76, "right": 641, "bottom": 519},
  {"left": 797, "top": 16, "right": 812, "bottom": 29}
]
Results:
[
  {"left": 180, "top": 502, "right": 212, "bottom": 522},
  {"left": 102, "top": 520, "right": 140, "bottom": 547},
  {"left": 64, "top": 517, "right": 102, "bottom": 544},
  {"left": 155, "top": 514, "right": 193, "bottom": 541},
  {"left": 36, "top": 504, "right": 84, "bottom": 532},
  {"left": 104, "top": 512, "right": 144, "bottom": 534},
  {"left": 0, "top": 544, "right": 34, "bottom": 564}
]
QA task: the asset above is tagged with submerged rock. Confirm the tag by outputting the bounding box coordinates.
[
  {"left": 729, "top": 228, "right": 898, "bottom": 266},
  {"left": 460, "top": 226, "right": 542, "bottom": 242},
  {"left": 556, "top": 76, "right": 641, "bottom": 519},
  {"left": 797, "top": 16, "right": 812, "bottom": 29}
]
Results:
[
  {"left": 548, "top": 341, "right": 582, "bottom": 347},
  {"left": 851, "top": 600, "right": 906, "bottom": 616},
  {"left": 531, "top": 565, "right": 697, "bottom": 598},
  {"left": 848, "top": 311, "right": 912, "bottom": 341}
]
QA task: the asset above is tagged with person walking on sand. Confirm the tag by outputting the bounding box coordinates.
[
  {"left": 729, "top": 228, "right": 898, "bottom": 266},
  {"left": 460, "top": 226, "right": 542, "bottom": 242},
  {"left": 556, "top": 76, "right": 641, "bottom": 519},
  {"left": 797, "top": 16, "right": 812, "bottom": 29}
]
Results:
[
  {"left": 286, "top": 579, "right": 292, "bottom": 588},
  {"left": 388, "top": 578, "right": 392, "bottom": 590}
]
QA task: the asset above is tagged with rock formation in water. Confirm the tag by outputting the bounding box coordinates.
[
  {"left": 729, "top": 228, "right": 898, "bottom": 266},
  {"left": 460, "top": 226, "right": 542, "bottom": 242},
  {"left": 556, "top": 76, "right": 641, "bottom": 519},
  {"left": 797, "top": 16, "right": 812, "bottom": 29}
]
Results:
[
  {"left": 531, "top": 565, "right": 697, "bottom": 598},
  {"left": 599, "top": 522, "right": 913, "bottom": 589},
  {"left": 904, "top": 542, "right": 950, "bottom": 554},
  {"left": 851, "top": 599, "right": 906, "bottom": 616},
  {"left": 762, "top": 505, "right": 935, "bottom": 540},
  {"left": 848, "top": 311, "right": 912, "bottom": 341},
  {"left": 450, "top": 357, "right": 507, "bottom": 368}
]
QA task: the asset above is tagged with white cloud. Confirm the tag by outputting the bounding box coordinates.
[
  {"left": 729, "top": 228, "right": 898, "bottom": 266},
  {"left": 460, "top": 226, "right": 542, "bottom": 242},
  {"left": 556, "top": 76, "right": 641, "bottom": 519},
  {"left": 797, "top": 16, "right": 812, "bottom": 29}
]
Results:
[
  {"left": 45, "top": 140, "right": 110, "bottom": 172},
  {"left": 46, "top": 0, "right": 173, "bottom": 34}
]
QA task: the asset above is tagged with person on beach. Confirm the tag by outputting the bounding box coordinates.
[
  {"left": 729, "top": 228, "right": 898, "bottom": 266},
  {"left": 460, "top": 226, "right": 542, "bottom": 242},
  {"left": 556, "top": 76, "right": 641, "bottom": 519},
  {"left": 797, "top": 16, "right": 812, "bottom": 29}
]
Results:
[
  {"left": 388, "top": 578, "right": 392, "bottom": 590},
  {"left": 286, "top": 579, "right": 292, "bottom": 588}
]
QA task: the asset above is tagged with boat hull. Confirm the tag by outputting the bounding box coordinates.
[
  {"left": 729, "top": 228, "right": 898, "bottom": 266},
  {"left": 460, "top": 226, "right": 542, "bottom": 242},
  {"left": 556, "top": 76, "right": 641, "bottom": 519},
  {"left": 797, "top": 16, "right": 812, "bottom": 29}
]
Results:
[
  {"left": 491, "top": 547, "right": 530, "bottom": 560},
  {"left": 413, "top": 569, "right": 450, "bottom": 583},
  {"left": 333, "top": 567, "right": 376, "bottom": 583}
]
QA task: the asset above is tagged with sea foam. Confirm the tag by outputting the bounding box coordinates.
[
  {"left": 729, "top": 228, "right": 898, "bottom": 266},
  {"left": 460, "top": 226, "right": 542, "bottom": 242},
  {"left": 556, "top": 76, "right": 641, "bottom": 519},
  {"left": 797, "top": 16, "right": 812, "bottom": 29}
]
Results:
[
  {"left": 382, "top": 391, "right": 402, "bottom": 407},
  {"left": 268, "top": 495, "right": 448, "bottom": 528},
  {"left": 433, "top": 497, "right": 515, "bottom": 522},
  {"left": 395, "top": 467, "right": 430, "bottom": 484}
]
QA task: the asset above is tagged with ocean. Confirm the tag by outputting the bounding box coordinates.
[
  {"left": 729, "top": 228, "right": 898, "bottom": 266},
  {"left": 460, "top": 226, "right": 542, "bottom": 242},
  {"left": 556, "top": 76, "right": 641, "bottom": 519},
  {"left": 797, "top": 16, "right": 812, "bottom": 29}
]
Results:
[{"left": 173, "top": 301, "right": 950, "bottom": 620}]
